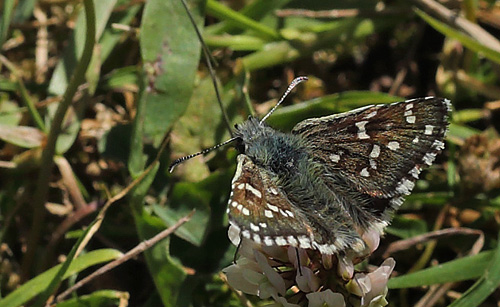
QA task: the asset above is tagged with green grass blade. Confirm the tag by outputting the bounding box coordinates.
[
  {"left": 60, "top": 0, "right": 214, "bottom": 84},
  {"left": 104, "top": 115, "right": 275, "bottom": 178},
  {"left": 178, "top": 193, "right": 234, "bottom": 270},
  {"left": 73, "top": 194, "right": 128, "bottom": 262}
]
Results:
[
  {"left": 206, "top": 0, "right": 280, "bottom": 40},
  {"left": 415, "top": 8, "right": 500, "bottom": 65},
  {"left": 0, "top": 249, "right": 122, "bottom": 307},
  {"left": 388, "top": 250, "right": 494, "bottom": 289},
  {"left": 448, "top": 232, "right": 500, "bottom": 307}
]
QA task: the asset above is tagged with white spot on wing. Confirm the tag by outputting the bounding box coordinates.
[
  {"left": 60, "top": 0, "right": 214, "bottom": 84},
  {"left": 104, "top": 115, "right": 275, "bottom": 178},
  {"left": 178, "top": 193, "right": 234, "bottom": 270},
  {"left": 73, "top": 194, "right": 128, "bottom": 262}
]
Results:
[
  {"left": 246, "top": 184, "right": 262, "bottom": 198},
  {"left": 241, "top": 230, "right": 251, "bottom": 239},
  {"left": 298, "top": 236, "right": 312, "bottom": 249},
  {"left": 231, "top": 160, "right": 243, "bottom": 184},
  {"left": 279, "top": 209, "right": 288, "bottom": 217},
  {"left": 329, "top": 154, "right": 341, "bottom": 163},
  {"left": 259, "top": 222, "right": 267, "bottom": 228},
  {"left": 432, "top": 140, "right": 445, "bottom": 150},
  {"left": 264, "top": 210, "right": 273, "bottom": 218},
  {"left": 388, "top": 141, "right": 400, "bottom": 151},
  {"left": 275, "top": 236, "right": 287, "bottom": 245},
  {"left": 312, "top": 242, "right": 337, "bottom": 255},
  {"left": 355, "top": 121, "right": 370, "bottom": 139},
  {"left": 423, "top": 152, "right": 436, "bottom": 165},
  {"left": 250, "top": 223, "right": 260, "bottom": 232},
  {"left": 242, "top": 207, "right": 250, "bottom": 216},
  {"left": 413, "top": 136, "right": 419, "bottom": 144},
  {"left": 406, "top": 115, "right": 416, "bottom": 123},
  {"left": 263, "top": 236, "right": 273, "bottom": 246},
  {"left": 287, "top": 236, "right": 298, "bottom": 245},
  {"left": 425, "top": 125, "right": 434, "bottom": 135},
  {"left": 360, "top": 167, "right": 370, "bottom": 177},
  {"left": 267, "top": 203, "right": 279, "bottom": 212},
  {"left": 409, "top": 166, "right": 421, "bottom": 179},
  {"left": 370, "top": 144, "right": 380, "bottom": 158},
  {"left": 396, "top": 178, "right": 415, "bottom": 195},
  {"left": 253, "top": 234, "right": 261, "bottom": 244},
  {"left": 365, "top": 110, "right": 378, "bottom": 119}
]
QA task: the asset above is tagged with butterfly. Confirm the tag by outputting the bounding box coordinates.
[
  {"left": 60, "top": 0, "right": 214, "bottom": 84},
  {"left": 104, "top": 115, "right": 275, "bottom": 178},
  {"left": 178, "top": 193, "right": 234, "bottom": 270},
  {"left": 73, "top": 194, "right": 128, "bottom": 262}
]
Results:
[
  {"left": 170, "top": 76, "right": 450, "bottom": 255},
  {"left": 224, "top": 77, "right": 450, "bottom": 255}
]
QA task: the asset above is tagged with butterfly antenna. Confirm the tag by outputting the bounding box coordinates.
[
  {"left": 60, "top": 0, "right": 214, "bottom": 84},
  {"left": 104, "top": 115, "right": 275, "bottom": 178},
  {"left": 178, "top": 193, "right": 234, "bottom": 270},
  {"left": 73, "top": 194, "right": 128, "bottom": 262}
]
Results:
[
  {"left": 179, "top": 0, "right": 233, "bottom": 136},
  {"left": 169, "top": 136, "right": 238, "bottom": 173},
  {"left": 259, "top": 76, "right": 308, "bottom": 124}
]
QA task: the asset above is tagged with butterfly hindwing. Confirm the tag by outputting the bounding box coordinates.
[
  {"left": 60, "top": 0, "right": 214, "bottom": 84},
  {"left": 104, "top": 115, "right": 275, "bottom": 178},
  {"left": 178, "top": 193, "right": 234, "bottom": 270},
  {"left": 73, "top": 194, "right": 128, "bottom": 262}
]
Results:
[{"left": 227, "top": 154, "right": 316, "bottom": 250}]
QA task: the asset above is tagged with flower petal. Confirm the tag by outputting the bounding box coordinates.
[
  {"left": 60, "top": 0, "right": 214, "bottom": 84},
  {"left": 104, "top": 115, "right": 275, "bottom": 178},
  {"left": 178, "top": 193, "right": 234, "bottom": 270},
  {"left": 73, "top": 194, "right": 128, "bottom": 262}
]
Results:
[
  {"left": 296, "top": 266, "right": 320, "bottom": 292},
  {"left": 255, "top": 250, "right": 287, "bottom": 296},
  {"left": 362, "top": 229, "right": 381, "bottom": 253},
  {"left": 337, "top": 255, "right": 354, "bottom": 280},
  {"left": 223, "top": 264, "right": 259, "bottom": 295},
  {"left": 306, "top": 289, "right": 346, "bottom": 307}
]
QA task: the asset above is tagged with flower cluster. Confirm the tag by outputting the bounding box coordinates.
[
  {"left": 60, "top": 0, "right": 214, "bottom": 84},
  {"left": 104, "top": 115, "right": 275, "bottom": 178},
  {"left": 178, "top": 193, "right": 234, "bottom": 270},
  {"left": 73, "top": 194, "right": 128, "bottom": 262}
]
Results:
[{"left": 223, "top": 225, "right": 395, "bottom": 306}]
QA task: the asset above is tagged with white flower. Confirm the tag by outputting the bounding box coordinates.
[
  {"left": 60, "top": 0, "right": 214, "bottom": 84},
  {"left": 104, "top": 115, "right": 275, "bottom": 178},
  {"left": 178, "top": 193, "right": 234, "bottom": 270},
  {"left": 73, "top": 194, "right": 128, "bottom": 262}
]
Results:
[
  {"left": 224, "top": 226, "right": 394, "bottom": 307},
  {"left": 347, "top": 258, "right": 396, "bottom": 307}
]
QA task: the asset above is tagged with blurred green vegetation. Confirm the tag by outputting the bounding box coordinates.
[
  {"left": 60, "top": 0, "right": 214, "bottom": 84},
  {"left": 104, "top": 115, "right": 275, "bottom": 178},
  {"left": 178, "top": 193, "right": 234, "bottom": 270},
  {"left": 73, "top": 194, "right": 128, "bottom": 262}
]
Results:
[{"left": 0, "top": 0, "right": 500, "bottom": 306}]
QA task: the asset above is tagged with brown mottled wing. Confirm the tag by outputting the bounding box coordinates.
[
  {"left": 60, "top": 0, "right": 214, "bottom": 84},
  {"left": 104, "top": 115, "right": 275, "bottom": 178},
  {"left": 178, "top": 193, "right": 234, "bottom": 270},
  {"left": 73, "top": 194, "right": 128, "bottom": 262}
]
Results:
[
  {"left": 227, "top": 154, "right": 316, "bottom": 250},
  {"left": 292, "top": 97, "right": 450, "bottom": 199}
]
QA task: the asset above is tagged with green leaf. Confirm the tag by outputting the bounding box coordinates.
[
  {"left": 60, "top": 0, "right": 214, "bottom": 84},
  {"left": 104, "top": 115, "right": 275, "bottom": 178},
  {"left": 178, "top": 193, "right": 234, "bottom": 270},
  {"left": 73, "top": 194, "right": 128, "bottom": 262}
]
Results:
[
  {"left": 128, "top": 162, "right": 187, "bottom": 307},
  {"left": 388, "top": 250, "right": 493, "bottom": 289},
  {"left": 0, "top": 249, "right": 122, "bottom": 307},
  {"left": 0, "top": 0, "right": 15, "bottom": 47},
  {"left": 154, "top": 171, "right": 232, "bottom": 246},
  {"left": 56, "top": 290, "right": 129, "bottom": 307},
  {"left": 98, "top": 0, "right": 141, "bottom": 61},
  {"left": 241, "top": 17, "right": 396, "bottom": 71},
  {"left": 0, "top": 124, "right": 44, "bottom": 148},
  {"left": 48, "top": 0, "right": 117, "bottom": 95},
  {"left": 206, "top": 0, "right": 280, "bottom": 40},
  {"left": 415, "top": 8, "right": 500, "bottom": 65},
  {"left": 448, "top": 232, "right": 500, "bottom": 307},
  {"left": 447, "top": 122, "right": 480, "bottom": 145},
  {"left": 169, "top": 76, "right": 241, "bottom": 181},
  {"left": 205, "top": 0, "right": 292, "bottom": 35},
  {"left": 0, "top": 100, "right": 22, "bottom": 125},
  {"left": 44, "top": 104, "right": 81, "bottom": 154},
  {"left": 138, "top": 0, "right": 205, "bottom": 145}
]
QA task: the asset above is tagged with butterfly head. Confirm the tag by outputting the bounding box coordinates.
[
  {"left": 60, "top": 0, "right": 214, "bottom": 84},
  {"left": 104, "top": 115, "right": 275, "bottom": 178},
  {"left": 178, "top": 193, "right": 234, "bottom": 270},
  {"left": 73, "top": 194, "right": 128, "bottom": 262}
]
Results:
[{"left": 169, "top": 77, "right": 308, "bottom": 173}]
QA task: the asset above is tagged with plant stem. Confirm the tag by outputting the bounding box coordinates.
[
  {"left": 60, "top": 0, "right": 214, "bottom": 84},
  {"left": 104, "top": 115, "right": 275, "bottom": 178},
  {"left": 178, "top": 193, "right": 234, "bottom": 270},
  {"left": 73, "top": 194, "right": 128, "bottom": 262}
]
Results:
[{"left": 20, "top": 0, "right": 96, "bottom": 280}]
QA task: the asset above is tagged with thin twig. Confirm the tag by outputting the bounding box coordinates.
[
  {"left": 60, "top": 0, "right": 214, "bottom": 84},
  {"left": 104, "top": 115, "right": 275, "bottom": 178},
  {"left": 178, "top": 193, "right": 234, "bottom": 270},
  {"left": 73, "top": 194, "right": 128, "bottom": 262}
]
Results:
[
  {"left": 413, "top": 0, "right": 500, "bottom": 53},
  {"left": 55, "top": 211, "right": 195, "bottom": 302},
  {"left": 275, "top": 7, "right": 410, "bottom": 18},
  {"left": 383, "top": 227, "right": 484, "bottom": 258}
]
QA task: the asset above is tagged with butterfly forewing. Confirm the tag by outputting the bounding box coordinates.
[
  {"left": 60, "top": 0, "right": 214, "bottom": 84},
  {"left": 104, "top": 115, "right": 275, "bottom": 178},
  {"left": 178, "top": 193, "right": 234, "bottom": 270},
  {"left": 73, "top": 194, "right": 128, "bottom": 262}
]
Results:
[
  {"left": 292, "top": 97, "right": 450, "bottom": 199},
  {"left": 227, "top": 154, "right": 316, "bottom": 250}
]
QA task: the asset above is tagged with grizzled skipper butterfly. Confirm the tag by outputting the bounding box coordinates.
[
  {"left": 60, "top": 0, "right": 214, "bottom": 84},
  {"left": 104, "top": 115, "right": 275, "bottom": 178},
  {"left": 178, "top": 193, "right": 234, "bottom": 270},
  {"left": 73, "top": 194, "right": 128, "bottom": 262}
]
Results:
[{"left": 170, "top": 76, "right": 450, "bottom": 255}]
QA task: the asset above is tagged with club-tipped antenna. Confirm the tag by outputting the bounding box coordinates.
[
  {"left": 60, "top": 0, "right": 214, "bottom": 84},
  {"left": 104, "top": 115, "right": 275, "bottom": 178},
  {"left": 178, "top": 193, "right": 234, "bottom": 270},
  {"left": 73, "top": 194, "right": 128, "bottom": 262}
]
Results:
[
  {"left": 169, "top": 136, "right": 238, "bottom": 173},
  {"left": 259, "top": 76, "right": 308, "bottom": 124},
  {"left": 179, "top": 0, "right": 233, "bottom": 136}
]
